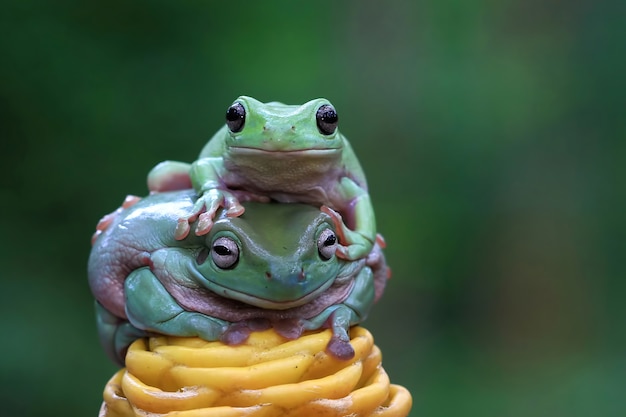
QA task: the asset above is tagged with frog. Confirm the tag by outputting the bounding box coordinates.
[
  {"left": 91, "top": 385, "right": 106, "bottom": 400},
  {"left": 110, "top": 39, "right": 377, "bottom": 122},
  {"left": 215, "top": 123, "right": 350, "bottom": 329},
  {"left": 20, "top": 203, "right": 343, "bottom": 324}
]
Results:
[
  {"left": 147, "top": 96, "right": 377, "bottom": 261},
  {"left": 88, "top": 190, "right": 389, "bottom": 366}
]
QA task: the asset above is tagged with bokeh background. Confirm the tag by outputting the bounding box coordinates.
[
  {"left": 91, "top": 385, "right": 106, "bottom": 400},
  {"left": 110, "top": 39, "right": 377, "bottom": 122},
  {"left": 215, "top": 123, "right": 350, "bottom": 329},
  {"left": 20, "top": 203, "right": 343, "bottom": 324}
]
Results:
[{"left": 1, "top": 1, "right": 623, "bottom": 416}]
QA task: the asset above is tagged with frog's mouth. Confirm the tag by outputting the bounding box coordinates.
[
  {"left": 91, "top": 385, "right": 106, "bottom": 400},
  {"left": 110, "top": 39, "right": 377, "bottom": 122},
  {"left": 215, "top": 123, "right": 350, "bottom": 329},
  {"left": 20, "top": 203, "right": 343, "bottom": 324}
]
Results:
[
  {"left": 227, "top": 147, "right": 342, "bottom": 156},
  {"left": 188, "top": 258, "right": 361, "bottom": 311},
  {"left": 188, "top": 268, "right": 338, "bottom": 310},
  {"left": 167, "top": 259, "right": 363, "bottom": 322}
]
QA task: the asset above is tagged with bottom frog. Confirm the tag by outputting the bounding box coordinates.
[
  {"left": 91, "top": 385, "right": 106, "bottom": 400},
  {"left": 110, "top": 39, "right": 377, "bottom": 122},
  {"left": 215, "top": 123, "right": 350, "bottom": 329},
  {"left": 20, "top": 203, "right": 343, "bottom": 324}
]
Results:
[{"left": 88, "top": 190, "right": 389, "bottom": 365}]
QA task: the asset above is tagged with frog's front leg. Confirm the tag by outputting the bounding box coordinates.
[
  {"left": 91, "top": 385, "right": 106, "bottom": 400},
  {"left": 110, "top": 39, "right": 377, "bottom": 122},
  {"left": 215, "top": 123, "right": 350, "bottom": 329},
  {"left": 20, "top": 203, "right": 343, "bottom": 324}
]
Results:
[
  {"left": 323, "top": 177, "right": 376, "bottom": 260},
  {"left": 95, "top": 301, "right": 149, "bottom": 366},
  {"left": 327, "top": 306, "right": 358, "bottom": 360},
  {"left": 124, "top": 267, "right": 229, "bottom": 341},
  {"left": 304, "top": 266, "right": 376, "bottom": 360},
  {"left": 171, "top": 157, "right": 246, "bottom": 240},
  {"left": 302, "top": 305, "right": 360, "bottom": 360}
]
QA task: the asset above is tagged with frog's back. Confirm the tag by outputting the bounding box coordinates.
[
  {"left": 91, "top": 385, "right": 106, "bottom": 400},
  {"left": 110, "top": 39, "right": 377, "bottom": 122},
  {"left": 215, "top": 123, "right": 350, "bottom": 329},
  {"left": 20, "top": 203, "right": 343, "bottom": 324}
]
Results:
[{"left": 88, "top": 190, "right": 198, "bottom": 318}]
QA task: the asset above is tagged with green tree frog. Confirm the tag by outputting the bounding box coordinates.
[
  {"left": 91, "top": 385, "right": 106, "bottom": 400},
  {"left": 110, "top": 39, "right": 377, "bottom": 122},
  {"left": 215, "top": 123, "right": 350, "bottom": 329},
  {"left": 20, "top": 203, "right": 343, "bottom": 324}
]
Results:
[
  {"left": 88, "top": 190, "right": 389, "bottom": 365},
  {"left": 147, "top": 96, "right": 377, "bottom": 260}
]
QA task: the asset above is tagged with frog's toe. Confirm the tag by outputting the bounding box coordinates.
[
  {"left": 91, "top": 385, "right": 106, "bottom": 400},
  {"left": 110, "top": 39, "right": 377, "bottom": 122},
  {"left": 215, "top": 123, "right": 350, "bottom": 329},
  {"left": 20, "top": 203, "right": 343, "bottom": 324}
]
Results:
[
  {"left": 273, "top": 319, "right": 304, "bottom": 340},
  {"left": 174, "top": 218, "right": 191, "bottom": 240},
  {"left": 225, "top": 204, "right": 245, "bottom": 217},
  {"left": 221, "top": 192, "right": 245, "bottom": 217},
  {"left": 221, "top": 322, "right": 251, "bottom": 345},
  {"left": 375, "top": 233, "right": 387, "bottom": 248},
  {"left": 337, "top": 242, "right": 370, "bottom": 261},
  {"left": 195, "top": 212, "right": 215, "bottom": 236},
  {"left": 321, "top": 205, "right": 345, "bottom": 231},
  {"left": 335, "top": 245, "right": 351, "bottom": 260},
  {"left": 221, "top": 319, "right": 271, "bottom": 345}
]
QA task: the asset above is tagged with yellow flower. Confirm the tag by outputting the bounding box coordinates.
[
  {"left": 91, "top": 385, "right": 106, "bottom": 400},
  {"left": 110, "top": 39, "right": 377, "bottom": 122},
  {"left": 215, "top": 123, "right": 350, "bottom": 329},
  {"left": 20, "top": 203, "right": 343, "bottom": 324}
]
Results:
[{"left": 99, "top": 327, "right": 412, "bottom": 417}]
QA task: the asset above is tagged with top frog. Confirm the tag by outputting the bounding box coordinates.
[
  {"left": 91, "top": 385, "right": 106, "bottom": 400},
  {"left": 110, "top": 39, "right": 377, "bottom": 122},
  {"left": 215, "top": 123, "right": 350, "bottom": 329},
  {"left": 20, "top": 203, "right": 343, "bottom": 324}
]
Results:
[{"left": 148, "top": 96, "right": 377, "bottom": 260}]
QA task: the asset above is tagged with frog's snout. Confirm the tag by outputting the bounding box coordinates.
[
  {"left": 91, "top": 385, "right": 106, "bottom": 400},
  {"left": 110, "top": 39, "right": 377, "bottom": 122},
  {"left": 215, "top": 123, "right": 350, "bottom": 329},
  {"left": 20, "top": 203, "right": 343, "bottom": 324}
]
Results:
[
  {"left": 260, "top": 124, "right": 299, "bottom": 147},
  {"left": 265, "top": 267, "right": 306, "bottom": 283}
]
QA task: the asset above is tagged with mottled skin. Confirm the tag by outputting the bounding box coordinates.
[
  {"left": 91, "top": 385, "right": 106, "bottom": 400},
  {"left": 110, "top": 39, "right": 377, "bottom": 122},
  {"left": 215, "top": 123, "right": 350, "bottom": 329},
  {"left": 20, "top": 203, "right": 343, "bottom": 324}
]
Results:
[
  {"left": 148, "top": 96, "right": 376, "bottom": 260},
  {"left": 89, "top": 190, "right": 389, "bottom": 365}
]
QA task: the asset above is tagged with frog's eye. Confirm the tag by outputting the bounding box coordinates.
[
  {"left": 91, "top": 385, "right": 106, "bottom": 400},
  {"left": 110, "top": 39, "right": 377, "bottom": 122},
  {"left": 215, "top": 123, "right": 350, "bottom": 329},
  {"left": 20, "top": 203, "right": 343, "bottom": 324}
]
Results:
[
  {"left": 317, "top": 228, "right": 337, "bottom": 260},
  {"left": 211, "top": 236, "right": 240, "bottom": 269},
  {"left": 226, "top": 102, "right": 246, "bottom": 133},
  {"left": 316, "top": 104, "right": 338, "bottom": 135}
]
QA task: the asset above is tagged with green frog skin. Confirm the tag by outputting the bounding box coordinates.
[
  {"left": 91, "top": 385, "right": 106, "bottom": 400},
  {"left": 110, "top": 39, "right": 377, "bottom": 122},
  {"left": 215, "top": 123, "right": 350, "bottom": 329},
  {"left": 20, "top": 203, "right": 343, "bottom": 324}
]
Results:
[
  {"left": 88, "top": 190, "right": 389, "bottom": 365},
  {"left": 147, "top": 96, "right": 376, "bottom": 260}
]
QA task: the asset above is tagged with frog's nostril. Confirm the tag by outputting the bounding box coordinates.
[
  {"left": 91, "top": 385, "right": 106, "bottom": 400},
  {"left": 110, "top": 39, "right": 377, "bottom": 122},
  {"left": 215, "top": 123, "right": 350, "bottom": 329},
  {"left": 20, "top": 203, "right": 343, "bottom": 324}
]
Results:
[
  {"left": 265, "top": 271, "right": 272, "bottom": 280},
  {"left": 298, "top": 268, "right": 306, "bottom": 282}
]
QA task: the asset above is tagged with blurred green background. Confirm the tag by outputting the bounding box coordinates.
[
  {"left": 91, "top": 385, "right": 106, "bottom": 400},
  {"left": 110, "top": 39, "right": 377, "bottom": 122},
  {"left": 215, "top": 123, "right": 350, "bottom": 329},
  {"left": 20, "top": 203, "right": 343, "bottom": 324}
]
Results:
[{"left": 1, "top": 0, "right": 623, "bottom": 416}]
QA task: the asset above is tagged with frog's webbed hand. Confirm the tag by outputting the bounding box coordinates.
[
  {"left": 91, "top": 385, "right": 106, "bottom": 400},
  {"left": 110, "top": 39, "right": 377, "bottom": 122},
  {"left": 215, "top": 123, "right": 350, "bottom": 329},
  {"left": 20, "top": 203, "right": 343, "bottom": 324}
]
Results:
[
  {"left": 321, "top": 204, "right": 374, "bottom": 261},
  {"left": 321, "top": 177, "right": 377, "bottom": 260},
  {"left": 326, "top": 306, "right": 358, "bottom": 360},
  {"left": 302, "top": 266, "right": 375, "bottom": 360},
  {"left": 174, "top": 188, "right": 245, "bottom": 240},
  {"left": 324, "top": 264, "right": 377, "bottom": 359},
  {"left": 125, "top": 267, "right": 228, "bottom": 341},
  {"left": 173, "top": 158, "right": 245, "bottom": 240}
]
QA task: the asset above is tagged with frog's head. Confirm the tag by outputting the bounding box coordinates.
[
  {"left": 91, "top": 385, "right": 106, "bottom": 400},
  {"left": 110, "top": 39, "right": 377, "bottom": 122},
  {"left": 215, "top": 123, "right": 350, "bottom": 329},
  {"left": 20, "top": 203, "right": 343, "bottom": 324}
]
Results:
[
  {"left": 192, "top": 202, "right": 346, "bottom": 310},
  {"left": 220, "top": 96, "right": 344, "bottom": 154}
]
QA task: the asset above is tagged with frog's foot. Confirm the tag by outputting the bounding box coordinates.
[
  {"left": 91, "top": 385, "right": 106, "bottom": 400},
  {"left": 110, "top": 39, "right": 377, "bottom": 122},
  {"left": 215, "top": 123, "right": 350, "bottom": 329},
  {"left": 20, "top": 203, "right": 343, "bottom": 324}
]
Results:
[
  {"left": 221, "top": 319, "right": 271, "bottom": 345},
  {"left": 91, "top": 195, "right": 141, "bottom": 245},
  {"left": 273, "top": 319, "right": 305, "bottom": 340},
  {"left": 325, "top": 307, "right": 356, "bottom": 360},
  {"left": 174, "top": 189, "right": 245, "bottom": 240},
  {"left": 147, "top": 161, "right": 192, "bottom": 192},
  {"left": 320, "top": 205, "right": 374, "bottom": 261},
  {"left": 327, "top": 332, "right": 355, "bottom": 360}
]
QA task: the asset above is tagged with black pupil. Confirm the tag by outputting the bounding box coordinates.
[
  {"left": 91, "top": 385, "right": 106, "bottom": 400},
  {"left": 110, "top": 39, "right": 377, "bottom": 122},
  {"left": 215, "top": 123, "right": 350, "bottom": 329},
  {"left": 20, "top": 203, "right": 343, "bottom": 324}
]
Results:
[
  {"left": 214, "top": 245, "right": 231, "bottom": 256},
  {"left": 320, "top": 108, "right": 337, "bottom": 123},
  {"left": 324, "top": 234, "right": 336, "bottom": 246},
  {"left": 226, "top": 106, "right": 242, "bottom": 121}
]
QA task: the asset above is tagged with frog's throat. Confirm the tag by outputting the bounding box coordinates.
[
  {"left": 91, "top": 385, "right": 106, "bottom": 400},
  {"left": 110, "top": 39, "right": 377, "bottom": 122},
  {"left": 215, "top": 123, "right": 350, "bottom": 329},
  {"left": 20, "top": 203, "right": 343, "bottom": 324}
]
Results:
[{"left": 188, "top": 268, "right": 337, "bottom": 310}]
